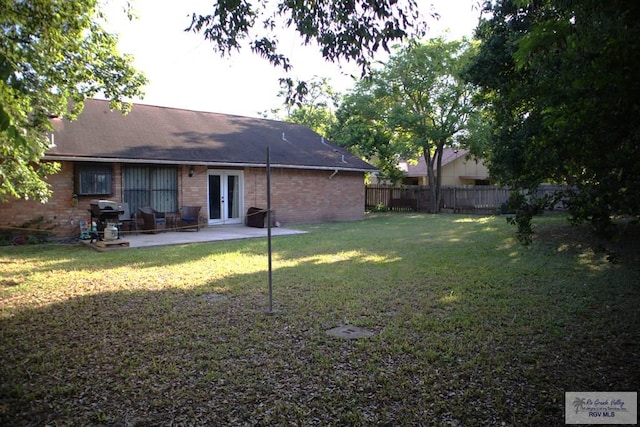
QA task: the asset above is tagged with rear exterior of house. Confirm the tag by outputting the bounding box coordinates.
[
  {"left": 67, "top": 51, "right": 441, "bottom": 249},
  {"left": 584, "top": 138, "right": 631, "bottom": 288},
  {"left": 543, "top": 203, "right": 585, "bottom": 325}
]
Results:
[
  {"left": 398, "top": 148, "right": 490, "bottom": 186},
  {"left": 0, "top": 100, "right": 376, "bottom": 239}
]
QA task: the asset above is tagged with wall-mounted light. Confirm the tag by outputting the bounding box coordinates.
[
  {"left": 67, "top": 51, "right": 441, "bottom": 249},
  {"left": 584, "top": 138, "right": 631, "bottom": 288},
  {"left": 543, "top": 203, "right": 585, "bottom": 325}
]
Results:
[{"left": 188, "top": 166, "right": 195, "bottom": 177}]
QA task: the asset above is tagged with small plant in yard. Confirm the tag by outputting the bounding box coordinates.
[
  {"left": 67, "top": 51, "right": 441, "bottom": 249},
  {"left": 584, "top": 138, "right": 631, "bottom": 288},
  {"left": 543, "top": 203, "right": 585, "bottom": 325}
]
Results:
[
  {"left": 504, "top": 190, "right": 549, "bottom": 244},
  {"left": 1, "top": 214, "right": 638, "bottom": 426},
  {"left": 368, "top": 202, "right": 388, "bottom": 213},
  {"left": 0, "top": 216, "right": 54, "bottom": 246}
]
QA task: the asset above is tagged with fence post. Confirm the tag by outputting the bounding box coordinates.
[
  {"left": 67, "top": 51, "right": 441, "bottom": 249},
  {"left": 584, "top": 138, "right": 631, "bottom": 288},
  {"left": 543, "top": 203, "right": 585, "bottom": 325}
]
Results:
[{"left": 453, "top": 187, "right": 456, "bottom": 211}]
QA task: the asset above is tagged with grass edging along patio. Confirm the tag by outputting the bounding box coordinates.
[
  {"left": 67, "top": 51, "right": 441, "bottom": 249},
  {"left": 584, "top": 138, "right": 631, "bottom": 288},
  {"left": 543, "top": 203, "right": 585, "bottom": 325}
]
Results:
[{"left": 1, "top": 213, "right": 638, "bottom": 426}]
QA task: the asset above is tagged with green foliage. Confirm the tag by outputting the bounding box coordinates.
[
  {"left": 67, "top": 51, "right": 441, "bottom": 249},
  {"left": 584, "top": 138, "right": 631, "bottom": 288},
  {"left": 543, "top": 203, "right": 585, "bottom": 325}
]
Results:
[
  {"left": 333, "top": 38, "right": 480, "bottom": 209},
  {"left": 466, "top": 0, "right": 640, "bottom": 234},
  {"left": 0, "top": 0, "right": 147, "bottom": 202},
  {"left": 504, "top": 190, "right": 548, "bottom": 245},
  {"left": 187, "top": 0, "right": 428, "bottom": 104},
  {"left": 368, "top": 202, "right": 388, "bottom": 213},
  {"left": 0, "top": 216, "right": 54, "bottom": 245},
  {"left": 188, "top": 0, "right": 427, "bottom": 69},
  {"left": 280, "top": 77, "right": 340, "bottom": 137},
  {"left": 332, "top": 76, "right": 405, "bottom": 184}
]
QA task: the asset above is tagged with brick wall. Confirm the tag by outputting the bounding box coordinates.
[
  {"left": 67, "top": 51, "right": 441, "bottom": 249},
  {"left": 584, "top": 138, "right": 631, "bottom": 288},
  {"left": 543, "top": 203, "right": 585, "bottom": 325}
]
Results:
[
  {"left": 244, "top": 167, "right": 366, "bottom": 224},
  {"left": 0, "top": 162, "right": 367, "bottom": 238},
  {"left": 179, "top": 165, "right": 208, "bottom": 208},
  {"left": 0, "top": 161, "right": 100, "bottom": 238}
]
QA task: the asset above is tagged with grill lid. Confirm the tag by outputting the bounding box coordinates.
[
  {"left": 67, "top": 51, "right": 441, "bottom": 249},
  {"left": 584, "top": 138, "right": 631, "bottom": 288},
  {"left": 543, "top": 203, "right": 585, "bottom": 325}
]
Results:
[{"left": 90, "top": 199, "right": 121, "bottom": 210}]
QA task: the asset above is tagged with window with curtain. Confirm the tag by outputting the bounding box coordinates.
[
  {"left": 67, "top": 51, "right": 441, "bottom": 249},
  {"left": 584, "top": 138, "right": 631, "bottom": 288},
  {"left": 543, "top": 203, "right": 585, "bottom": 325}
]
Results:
[{"left": 123, "top": 165, "right": 177, "bottom": 214}]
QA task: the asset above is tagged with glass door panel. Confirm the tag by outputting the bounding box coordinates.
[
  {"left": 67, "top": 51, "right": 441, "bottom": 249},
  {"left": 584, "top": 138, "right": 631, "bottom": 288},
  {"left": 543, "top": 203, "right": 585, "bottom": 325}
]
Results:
[
  {"left": 208, "top": 174, "right": 221, "bottom": 221},
  {"left": 208, "top": 170, "right": 243, "bottom": 225},
  {"left": 227, "top": 175, "right": 240, "bottom": 219}
]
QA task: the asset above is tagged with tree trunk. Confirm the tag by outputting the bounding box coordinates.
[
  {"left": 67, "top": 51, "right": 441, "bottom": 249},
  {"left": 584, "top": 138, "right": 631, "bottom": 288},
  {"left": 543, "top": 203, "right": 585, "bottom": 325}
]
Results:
[
  {"left": 423, "top": 147, "right": 438, "bottom": 213},
  {"left": 423, "top": 144, "right": 445, "bottom": 213},
  {"left": 434, "top": 143, "right": 444, "bottom": 211}
]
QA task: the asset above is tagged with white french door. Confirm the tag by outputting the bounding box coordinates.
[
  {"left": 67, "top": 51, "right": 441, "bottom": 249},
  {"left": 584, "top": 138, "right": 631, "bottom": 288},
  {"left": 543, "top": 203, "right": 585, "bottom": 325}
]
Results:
[{"left": 207, "top": 170, "right": 243, "bottom": 225}]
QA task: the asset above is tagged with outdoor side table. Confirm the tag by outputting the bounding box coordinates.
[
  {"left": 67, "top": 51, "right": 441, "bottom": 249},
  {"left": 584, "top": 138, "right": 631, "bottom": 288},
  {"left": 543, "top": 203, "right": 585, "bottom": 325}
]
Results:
[{"left": 165, "top": 212, "right": 178, "bottom": 230}]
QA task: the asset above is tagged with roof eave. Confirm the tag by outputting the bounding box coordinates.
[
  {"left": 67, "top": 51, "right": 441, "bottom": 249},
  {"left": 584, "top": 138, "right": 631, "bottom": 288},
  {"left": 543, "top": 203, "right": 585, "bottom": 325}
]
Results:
[{"left": 42, "top": 155, "right": 378, "bottom": 173}]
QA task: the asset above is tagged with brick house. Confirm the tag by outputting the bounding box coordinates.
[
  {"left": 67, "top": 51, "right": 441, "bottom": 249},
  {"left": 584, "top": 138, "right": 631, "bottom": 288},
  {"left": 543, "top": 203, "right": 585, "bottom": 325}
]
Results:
[
  {"left": 0, "top": 99, "right": 376, "bottom": 238},
  {"left": 398, "top": 148, "right": 490, "bottom": 186}
]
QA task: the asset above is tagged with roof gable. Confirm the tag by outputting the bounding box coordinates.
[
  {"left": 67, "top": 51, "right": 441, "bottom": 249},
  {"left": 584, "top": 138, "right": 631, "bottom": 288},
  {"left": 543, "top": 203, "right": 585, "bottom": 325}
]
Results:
[
  {"left": 46, "top": 99, "right": 376, "bottom": 172},
  {"left": 400, "top": 148, "right": 471, "bottom": 177}
]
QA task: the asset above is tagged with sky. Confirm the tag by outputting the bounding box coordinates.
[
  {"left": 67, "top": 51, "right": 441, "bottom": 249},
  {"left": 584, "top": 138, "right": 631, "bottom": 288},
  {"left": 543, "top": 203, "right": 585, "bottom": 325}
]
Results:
[{"left": 103, "top": 1, "right": 482, "bottom": 118}]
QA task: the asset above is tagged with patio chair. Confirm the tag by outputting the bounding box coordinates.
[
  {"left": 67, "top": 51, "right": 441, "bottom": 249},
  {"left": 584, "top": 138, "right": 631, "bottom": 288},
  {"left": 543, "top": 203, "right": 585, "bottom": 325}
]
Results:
[
  {"left": 138, "top": 206, "right": 166, "bottom": 233},
  {"left": 178, "top": 206, "right": 201, "bottom": 231},
  {"left": 118, "top": 203, "right": 137, "bottom": 236}
]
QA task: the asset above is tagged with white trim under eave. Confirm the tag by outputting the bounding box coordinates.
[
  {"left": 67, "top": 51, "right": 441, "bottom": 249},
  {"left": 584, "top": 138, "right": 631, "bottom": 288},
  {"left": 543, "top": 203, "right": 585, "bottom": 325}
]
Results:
[{"left": 41, "top": 155, "right": 379, "bottom": 173}]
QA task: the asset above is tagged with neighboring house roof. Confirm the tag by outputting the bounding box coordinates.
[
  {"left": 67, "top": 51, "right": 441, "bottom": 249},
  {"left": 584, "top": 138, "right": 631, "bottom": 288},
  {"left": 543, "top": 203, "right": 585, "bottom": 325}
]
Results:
[
  {"left": 399, "top": 148, "right": 485, "bottom": 178},
  {"left": 45, "top": 99, "right": 376, "bottom": 172}
]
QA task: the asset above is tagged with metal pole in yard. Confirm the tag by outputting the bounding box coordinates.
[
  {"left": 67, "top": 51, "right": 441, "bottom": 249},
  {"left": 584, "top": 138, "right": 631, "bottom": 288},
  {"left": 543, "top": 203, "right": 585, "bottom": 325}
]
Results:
[{"left": 267, "top": 146, "right": 273, "bottom": 313}]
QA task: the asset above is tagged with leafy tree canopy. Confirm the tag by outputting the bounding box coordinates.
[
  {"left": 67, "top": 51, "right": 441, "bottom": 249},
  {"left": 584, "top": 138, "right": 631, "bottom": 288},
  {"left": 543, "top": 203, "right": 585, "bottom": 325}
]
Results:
[
  {"left": 0, "top": 0, "right": 147, "bottom": 202},
  {"left": 333, "top": 75, "right": 408, "bottom": 185},
  {"left": 278, "top": 76, "right": 340, "bottom": 137},
  {"left": 334, "top": 38, "right": 480, "bottom": 209},
  {"left": 187, "top": 0, "right": 428, "bottom": 104},
  {"left": 465, "top": 0, "right": 640, "bottom": 234}
]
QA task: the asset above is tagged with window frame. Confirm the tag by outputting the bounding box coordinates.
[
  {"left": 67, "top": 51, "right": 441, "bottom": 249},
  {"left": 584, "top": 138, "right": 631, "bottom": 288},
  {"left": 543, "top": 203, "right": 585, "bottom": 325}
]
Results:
[
  {"left": 74, "top": 162, "right": 113, "bottom": 196},
  {"left": 123, "top": 165, "right": 178, "bottom": 214}
]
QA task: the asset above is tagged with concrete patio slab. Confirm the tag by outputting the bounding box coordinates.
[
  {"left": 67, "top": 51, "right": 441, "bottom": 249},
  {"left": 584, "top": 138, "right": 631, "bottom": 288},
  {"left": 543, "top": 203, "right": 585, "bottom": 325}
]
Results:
[{"left": 92, "top": 224, "right": 307, "bottom": 249}]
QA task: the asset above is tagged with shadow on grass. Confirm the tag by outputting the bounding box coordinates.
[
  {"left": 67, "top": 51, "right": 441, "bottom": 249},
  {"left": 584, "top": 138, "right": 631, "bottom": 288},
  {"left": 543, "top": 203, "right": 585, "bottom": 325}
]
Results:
[
  {"left": 0, "top": 214, "right": 504, "bottom": 279},
  {"left": 1, "top": 214, "right": 639, "bottom": 425}
]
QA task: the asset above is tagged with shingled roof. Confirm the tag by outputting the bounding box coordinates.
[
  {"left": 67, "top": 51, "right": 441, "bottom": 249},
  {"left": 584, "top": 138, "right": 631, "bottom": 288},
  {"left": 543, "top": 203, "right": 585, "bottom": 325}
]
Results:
[
  {"left": 45, "top": 99, "right": 376, "bottom": 172},
  {"left": 400, "top": 148, "right": 470, "bottom": 177}
]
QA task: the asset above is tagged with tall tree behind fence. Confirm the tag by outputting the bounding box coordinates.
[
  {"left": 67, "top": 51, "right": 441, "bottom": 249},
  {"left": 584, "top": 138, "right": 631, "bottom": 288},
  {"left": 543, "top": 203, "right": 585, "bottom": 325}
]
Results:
[{"left": 365, "top": 185, "right": 569, "bottom": 213}]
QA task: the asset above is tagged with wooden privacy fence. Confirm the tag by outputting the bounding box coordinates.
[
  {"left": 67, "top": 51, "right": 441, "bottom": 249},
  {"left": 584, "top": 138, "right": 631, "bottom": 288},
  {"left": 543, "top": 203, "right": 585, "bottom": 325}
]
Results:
[{"left": 365, "top": 185, "right": 569, "bottom": 213}]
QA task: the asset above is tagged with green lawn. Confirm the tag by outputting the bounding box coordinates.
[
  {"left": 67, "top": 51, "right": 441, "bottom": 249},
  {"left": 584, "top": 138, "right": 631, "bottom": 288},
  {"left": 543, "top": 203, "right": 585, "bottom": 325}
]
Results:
[{"left": 1, "top": 213, "right": 638, "bottom": 426}]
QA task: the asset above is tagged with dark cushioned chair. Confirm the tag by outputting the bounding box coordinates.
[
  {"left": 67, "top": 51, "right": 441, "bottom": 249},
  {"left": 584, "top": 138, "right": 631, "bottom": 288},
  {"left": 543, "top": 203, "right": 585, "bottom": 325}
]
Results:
[
  {"left": 178, "top": 206, "right": 201, "bottom": 231},
  {"left": 118, "top": 203, "right": 137, "bottom": 235},
  {"left": 139, "top": 207, "right": 166, "bottom": 233}
]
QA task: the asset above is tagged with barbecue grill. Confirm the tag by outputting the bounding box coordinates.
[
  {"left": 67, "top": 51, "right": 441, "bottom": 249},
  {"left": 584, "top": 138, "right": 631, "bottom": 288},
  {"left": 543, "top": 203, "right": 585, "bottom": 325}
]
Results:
[{"left": 89, "top": 199, "right": 124, "bottom": 240}]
